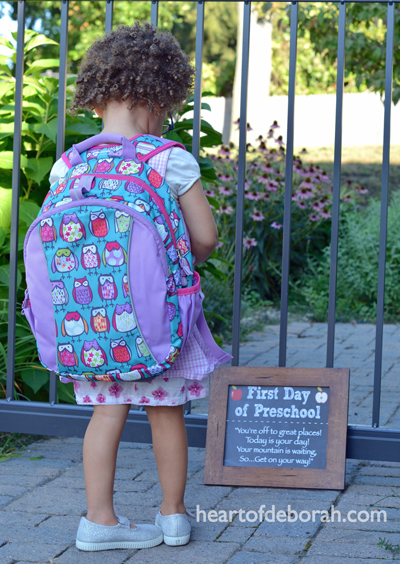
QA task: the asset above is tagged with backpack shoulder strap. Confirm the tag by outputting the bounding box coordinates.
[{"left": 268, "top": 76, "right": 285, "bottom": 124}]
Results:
[
  {"left": 61, "top": 147, "right": 74, "bottom": 169},
  {"left": 134, "top": 134, "right": 185, "bottom": 163}
]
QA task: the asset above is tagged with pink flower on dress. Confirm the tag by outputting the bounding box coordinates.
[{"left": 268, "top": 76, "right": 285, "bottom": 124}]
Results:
[
  {"left": 139, "top": 396, "right": 151, "bottom": 404},
  {"left": 124, "top": 397, "right": 133, "bottom": 402},
  {"left": 96, "top": 394, "right": 106, "bottom": 403},
  {"left": 180, "top": 385, "right": 186, "bottom": 393},
  {"left": 134, "top": 384, "right": 138, "bottom": 391},
  {"left": 73, "top": 382, "right": 81, "bottom": 392},
  {"left": 152, "top": 386, "right": 169, "bottom": 401},
  {"left": 188, "top": 381, "right": 204, "bottom": 398},
  {"left": 163, "top": 377, "right": 169, "bottom": 382},
  {"left": 82, "top": 395, "right": 92, "bottom": 403},
  {"left": 108, "top": 383, "right": 124, "bottom": 398},
  {"left": 90, "top": 382, "right": 97, "bottom": 389}
]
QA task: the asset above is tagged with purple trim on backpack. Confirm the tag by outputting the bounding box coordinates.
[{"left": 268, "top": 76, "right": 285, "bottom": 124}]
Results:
[
  {"left": 25, "top": 228, "right": 57, "bottom": 371},
  {"left": 128, "top": 219, "right": 171, "bottom": 363},
  {"left": 70, "top": 134, "right": 137, "bottom": 166}
]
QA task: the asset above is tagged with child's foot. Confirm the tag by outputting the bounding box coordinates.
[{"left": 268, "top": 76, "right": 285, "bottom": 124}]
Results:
[
  {"left": 76, "top": 514, "right": 163, "bottom": 551},
  {"left": 155, "top": 509, "right": 194, "bottom": 546}
]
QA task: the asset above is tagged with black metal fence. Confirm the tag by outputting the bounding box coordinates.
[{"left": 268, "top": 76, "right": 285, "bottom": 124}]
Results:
[{"left": 2, "top": 0, "right": 400, "bottom": 460}]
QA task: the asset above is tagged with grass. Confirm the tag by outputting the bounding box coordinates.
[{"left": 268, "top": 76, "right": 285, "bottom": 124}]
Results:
[
  {"left": 297, "top": 144, "right": 400, "bottom": 201},
  {"left": 0, "top": 432, "right": 53, "bottom": 462}
]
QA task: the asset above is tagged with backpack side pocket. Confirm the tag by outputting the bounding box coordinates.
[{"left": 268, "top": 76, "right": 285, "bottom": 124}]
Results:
[
  {"left": 176, "top": 271, "right": 203, "bottom": 349},
  {"left": 24, "top": 228, "right": 58, "bottom": 371}
]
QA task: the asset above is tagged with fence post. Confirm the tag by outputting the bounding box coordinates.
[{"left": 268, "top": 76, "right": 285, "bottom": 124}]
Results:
[
  {"left": 6, "top": 0, "right": 26, "bottom": 402},
  {"left": 326, "top": 0, "right": 346, "bottom": 368},
  {"left": 278, "top": 1, "right": 298, "bottom": 367},
  {"left": 372, "top": 0, "right": 395, "bottom": 428},
  {"left": 231, "top": 1, "right": 251, "bottom": 366}
]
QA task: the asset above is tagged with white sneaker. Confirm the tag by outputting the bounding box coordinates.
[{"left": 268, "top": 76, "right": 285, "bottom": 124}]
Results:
[
  {"left": 76, "top": 514, "right": 163, "bottom": 551},
  {"left": 155, "top": 509, "right": 194, "bottom": 546}
]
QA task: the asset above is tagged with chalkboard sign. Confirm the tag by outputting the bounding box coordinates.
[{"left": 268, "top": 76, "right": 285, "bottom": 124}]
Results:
[{"left": 204, "top": 367, "right": 349, "bottom": 490}]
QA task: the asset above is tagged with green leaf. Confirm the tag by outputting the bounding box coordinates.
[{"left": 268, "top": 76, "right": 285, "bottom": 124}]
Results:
[
  {"left": 0, "top": 265, "right": 22, "bottom": 289},
  {"left": 0, "top": 187, "right": 12, "bottom": 230},
  {"left": 23, "top": 76, "right": 46, "bottom": 95},
  {"left": 205, "top": 195, "right": 220, "bottom": 210},
  {"left": 29, "top": 455, "right": 44, "bottom": 460},
  {"left": 19, "top": 200, "right": 41, "bottom": 226},
  {"left": 21, "top": 367, "right": 49, "bottom": 394},
  {"left": 26, "top": 59, "right": 61, "bottom": 73},
  {"left": 0, "top": 152, "right": 28, "bottom": 170},
  {"left": 25, "top": 34, "right": 59, "bottom": 52},
  {"left": 0, "top": 37, "right": 14, "bottom": 52},
  {"left": 0, "top": 227, "right": 6, "bottom": 248},
  {"left": 31, "top": 118, "right": 58, "bottom": 143},
  {"left": 25, "top": 157, "right": 53, "bottom": 184}
]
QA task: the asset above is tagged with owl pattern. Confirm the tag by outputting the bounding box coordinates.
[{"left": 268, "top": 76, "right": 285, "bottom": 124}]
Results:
[{"left": 36, "top": 133, "right": 197, "bottom": 383}]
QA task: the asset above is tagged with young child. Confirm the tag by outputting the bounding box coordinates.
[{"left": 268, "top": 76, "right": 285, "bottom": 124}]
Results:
[{"left": 48, "top": 22, "right": 232, "bottom": 551}]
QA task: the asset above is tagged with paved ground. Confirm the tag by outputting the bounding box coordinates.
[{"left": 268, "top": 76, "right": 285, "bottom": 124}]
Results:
[{"left": 1, "top": 321, "right": 400, "bottom": 563}]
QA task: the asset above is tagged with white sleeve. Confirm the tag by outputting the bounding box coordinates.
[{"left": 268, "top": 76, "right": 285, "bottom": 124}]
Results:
[
  {"left": 164, "top": 147, "right": 201, "bottom": 201},
  {"left": 49, "top": 158, "right": 69, "bottom": 187}
]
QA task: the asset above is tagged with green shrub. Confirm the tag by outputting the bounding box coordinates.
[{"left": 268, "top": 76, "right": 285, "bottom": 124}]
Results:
[{"left": 297, "top": 193, "right": 400, "bottom": 322}]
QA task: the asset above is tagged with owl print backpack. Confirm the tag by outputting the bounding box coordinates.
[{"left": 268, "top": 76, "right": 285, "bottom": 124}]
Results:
[{"left": 22, "top": 133, "right": 230, "bottom": 384}]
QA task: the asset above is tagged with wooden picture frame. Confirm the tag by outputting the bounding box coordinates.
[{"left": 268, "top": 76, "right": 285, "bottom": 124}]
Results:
[{"left": 204, "top": 367, "right": 350, "bottom": 490}]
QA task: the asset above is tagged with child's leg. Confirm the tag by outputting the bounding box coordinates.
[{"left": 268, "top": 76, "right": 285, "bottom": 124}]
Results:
[
  {"left": 83, "top": 404, "right": 136, "bottom": 527},
  {"left": 145, "top": 404, "right": 188, "bottom": 515}
]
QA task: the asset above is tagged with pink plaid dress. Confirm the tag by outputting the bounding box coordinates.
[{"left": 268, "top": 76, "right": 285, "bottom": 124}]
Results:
[{"left": 50, "top": 144, "right": 231, "bottom": 407}]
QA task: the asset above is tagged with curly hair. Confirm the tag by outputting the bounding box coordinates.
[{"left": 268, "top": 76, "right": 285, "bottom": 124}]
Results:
[{"left": 69, "top": 21, "right": 196, "bottom": 115}]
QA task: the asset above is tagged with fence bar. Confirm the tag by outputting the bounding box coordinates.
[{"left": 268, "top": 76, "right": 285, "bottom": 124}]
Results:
[
  {"left": 231, "top": 1, "right": 251, "bottom": 366},
  {"left": 48, "top": 0, "right": 69, "bottom": 405},
  {"left": 372, "top": 1, "right": 395, "bottom": 428},
  {"left": 105, "top": 0, "right": 114, "bottom": 32},
  {"left": 278, "top": 1, "right": 298, "bottom": 367},
  {"left": 56, "top": 1, "right": 68, "bottom": 160},
  {"left": 151, "top": 0, "right": 159, "bottom": 26},
  {"left": 191, "top": 1, "right": 205, "bottom": 161},
  {"left": 326, "top": 1, "right": 346, "bottom": 368},
  {"left": 6, "top": 0, "right": 26, "bottom": 401}
]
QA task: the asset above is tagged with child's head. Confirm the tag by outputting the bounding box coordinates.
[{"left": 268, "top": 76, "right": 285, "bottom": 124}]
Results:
[{"left": 70, "top": 21, "right": 195, "bottom": 116}]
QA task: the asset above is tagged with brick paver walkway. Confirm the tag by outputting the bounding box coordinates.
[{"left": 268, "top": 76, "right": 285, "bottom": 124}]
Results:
[{"left": 1, "top": 321, "right": 399, "bottom": 563}]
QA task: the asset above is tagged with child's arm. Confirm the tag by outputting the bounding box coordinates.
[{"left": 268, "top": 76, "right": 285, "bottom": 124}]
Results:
[{"left": 178, "top": 178, "right": 218, "bottom": 266}]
